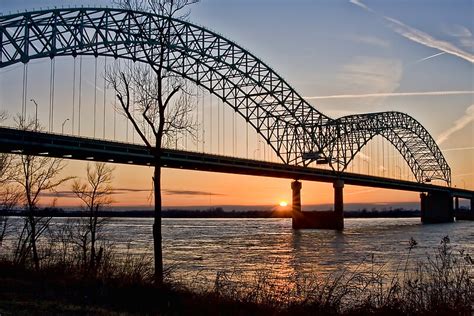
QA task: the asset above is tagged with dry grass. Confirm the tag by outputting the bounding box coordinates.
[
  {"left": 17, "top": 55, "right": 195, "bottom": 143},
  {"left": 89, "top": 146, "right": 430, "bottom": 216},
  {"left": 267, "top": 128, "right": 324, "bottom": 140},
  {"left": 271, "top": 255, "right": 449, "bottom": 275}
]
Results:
[{"left": 0, "top": 234, "right": 472, "bottom": 315}]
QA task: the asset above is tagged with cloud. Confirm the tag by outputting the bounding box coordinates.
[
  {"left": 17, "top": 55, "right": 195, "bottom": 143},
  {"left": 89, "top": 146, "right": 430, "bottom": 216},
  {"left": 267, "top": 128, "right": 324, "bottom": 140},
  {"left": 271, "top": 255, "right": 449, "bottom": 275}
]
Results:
[
  {"left": 337, "top": 56, "right": 403, "bottom": 96},
  {"left": 40, "top": 188, "right": 151, "bottom": 198},
  {"left": 352, "top": 35, "right": 390, "bottom": 48},
  {"left": 349, "top": 0, "right": 373, "bottom": 12},
  {"left": 163, "top": 190, "right": 225, "bottom": 196},
  {"left": 356, "top": 152, "right": 371, "bottom": 161},
  {"left": 41, "top": 188, "right": 225, "bottom": 198},
  {"left": 459, "top": 38, "right": 474, "bottom": 51},
  {"left": 41, "top": 191, "right": 77, "bottom": 198},
  {"left": 305, "top": 90, "right": 474, "bottom": 100},
  {"left": 114, "top": 188, "right": 150, "bottom": 193},
  {"left": 442, "top": 24, "right": 472, "bottom": 38},
  {"left": 452, "top": 172, "right": 474, "bottom": 178},
  {"left": 350, "top": 1, "right": 474, "bottom": 63},
  {"left": 441, "top": 146, "right": 474, "bottom": 152},
  {"left": 85, "top": 79, "right": 105, "bottom": 93},
  {"left": 436, "top": 104, "right": 474, "bottom": 145},
  {"left": 346, "top": 188, "right": 380, "bottom": 196},
  {"left": 312, "top": 57, "right": 403, "bottom": 116},
  {"left": 413, "top": 52, "right": 446, "bottom": 64}
]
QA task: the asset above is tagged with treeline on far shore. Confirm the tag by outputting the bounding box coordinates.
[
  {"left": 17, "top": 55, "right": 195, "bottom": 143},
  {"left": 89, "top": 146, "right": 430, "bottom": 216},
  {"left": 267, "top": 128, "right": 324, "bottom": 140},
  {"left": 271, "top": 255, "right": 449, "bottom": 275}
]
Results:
[{"left": 2, "top": 207, "right": 435, "bottom": 218}]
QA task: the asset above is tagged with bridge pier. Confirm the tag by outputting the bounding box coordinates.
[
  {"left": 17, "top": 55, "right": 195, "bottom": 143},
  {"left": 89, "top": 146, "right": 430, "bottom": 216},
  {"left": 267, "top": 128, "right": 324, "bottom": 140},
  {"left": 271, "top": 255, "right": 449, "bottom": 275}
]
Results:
[
  {"left": 420, "top": 192, "right": 454, "bottom": 223},
  {"left": 291, "top": 180, "right": 344, "bottom": 230},
  {"left": 454, "top": 195, "right": 474, "bottom": 221}
]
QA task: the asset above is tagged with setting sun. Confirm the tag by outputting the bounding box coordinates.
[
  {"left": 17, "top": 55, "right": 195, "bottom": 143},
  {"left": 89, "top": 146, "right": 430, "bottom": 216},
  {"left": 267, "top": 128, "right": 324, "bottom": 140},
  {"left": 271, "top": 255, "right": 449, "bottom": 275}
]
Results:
[{"left": 279, "top": 201, "right": 288, "bottom": 207}]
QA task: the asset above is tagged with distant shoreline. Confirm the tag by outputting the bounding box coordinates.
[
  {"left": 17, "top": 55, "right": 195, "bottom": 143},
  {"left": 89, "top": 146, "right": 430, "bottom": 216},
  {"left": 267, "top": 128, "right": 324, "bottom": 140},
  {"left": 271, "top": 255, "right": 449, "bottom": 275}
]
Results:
[
  {"left": 3, "top": 208, "right": 428, "bottom": 218},
  {"left": 5, "top": 207, "right": 472, "bottom": 219}
]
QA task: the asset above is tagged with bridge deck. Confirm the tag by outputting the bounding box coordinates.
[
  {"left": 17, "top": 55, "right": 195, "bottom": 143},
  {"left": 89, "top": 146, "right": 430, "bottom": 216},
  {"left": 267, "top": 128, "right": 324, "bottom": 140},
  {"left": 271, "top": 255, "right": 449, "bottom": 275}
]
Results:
[{"left": 0, "top": 127, "right": 472, "bottom": 199}]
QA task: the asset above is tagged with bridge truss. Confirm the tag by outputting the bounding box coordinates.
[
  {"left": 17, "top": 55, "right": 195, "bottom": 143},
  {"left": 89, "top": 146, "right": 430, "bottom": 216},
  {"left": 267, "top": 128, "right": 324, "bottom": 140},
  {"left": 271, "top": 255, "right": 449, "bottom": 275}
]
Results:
[{"left": 0, "top": 8, "right": 451, "bottom": 184}]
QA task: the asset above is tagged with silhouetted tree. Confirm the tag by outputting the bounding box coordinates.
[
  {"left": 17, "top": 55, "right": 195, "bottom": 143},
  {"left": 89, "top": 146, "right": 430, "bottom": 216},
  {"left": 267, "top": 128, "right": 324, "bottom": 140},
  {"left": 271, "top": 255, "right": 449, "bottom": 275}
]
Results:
[
  {"left": 0, "top": 111, "right": 20, "bottom": 250},
  {"left": 10, "top": 117, "right": 72, "bottom": 270},
  {"left": 107, "top": 0, "right": 198, "bottom": 284},
  {"left": 72, "top": 162, "right": 114, "bottom": 273}
]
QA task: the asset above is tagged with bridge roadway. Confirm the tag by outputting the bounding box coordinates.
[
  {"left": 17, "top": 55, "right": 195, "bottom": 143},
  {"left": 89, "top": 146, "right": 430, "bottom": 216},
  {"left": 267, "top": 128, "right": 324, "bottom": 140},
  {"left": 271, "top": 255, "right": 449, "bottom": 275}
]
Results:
[{"left": 0, "top": 127, "right": 472, "bottom": 199}]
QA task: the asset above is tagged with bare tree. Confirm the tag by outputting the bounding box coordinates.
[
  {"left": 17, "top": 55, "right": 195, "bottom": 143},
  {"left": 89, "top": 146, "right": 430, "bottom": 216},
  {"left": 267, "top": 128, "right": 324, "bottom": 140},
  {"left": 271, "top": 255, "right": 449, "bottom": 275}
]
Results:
[
  {"left": 0, "top": 186, "right": 20, "bottom": 250},
  {"left": 72, "top": 162, "right": 114, "bottom": 273},
  {"left": 0, "top": 111, "right": 20, "bottom": 251},
  {"left": 107, "top": 0, "right": 198, "bottom": 284},
  {"left": 10, "top": 117, "right": 72, "bottom": 270}
]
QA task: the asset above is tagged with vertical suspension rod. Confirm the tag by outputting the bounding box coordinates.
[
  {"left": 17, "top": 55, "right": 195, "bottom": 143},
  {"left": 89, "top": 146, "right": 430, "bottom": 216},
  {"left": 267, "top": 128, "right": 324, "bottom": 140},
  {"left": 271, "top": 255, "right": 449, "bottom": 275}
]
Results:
[
  {"left": 93, "top": 57, "right": 98, "bottom": 137},
  {"left": 103, "top": 56, "right": 107, "bottom": 139},
  {"left": 72, "top": 57, "right": 76, "bottom": 135},
  {"left": 49, "top": 58, "right": 56, "bottom": 132}
]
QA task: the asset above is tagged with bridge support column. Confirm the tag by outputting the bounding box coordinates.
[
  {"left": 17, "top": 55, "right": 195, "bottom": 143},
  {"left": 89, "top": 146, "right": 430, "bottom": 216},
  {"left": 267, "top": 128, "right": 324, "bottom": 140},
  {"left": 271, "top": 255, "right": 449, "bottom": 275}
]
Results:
[
  {"left": 420, "top": 193, "right": 427, "bottom": 220},
  {"left": 333, "top": 180, "right": 345, "bottom": 230},
  {"left": 291, "top": 180, "right": 344, "bottom": 230},
  {"left": 420, "top": 191, "right": 454, "bottom": 224},
  {"left": 291, "top": 180, "right": 305, "bottom": 229},
  {"left": 454, "top": 195, "right": 474, "bottom": 221},
  {"left": 291, "top": 180, "right": 302, "bottom": 214}
]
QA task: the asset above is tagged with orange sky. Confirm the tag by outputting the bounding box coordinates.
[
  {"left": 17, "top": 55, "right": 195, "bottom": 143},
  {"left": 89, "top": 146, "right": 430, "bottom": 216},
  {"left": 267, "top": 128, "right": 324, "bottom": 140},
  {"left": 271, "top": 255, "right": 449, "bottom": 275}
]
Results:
[
  {"left": 1, "top": 2, "right": 473, "bottom": 210},
  {"left": 43, "top": 160, "right": 422, "bottom": 209}
]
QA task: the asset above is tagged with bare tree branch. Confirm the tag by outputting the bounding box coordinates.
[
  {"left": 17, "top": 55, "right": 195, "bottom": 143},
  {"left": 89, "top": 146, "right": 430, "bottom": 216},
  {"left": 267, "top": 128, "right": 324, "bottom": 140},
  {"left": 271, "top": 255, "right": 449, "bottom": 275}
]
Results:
[
  {"left": 9, "top": 116, "right": 73, "bottom": 270},
  {"left": 72, "top": 162, "right": 114, "bottom": 273},
  {"left": 108, "top": 0, "right": 199, "bottom": 285}
]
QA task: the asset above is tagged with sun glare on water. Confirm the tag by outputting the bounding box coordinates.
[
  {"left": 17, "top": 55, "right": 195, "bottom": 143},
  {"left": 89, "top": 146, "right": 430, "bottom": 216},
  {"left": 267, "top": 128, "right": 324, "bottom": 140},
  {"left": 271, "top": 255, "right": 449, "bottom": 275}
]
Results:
[{"left": 279, "top": 201, "right": 288, "bottom": 207}]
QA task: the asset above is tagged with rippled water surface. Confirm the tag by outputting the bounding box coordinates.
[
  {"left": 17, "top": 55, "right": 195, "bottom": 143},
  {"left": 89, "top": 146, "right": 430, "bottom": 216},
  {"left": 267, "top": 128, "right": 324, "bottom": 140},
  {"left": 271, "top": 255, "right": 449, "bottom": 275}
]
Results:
[
  {"left": 5, "top": 217, "right": 474, "bottom": 281},
  {"left": 105, "top": 218, "right": 473, "bottom": 278}
]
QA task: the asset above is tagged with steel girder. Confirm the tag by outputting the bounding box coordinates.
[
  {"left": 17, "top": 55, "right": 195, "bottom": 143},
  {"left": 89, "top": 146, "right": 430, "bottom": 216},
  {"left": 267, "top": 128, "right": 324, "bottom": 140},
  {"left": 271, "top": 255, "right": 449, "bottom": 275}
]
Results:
[
  {"left": 0, "top": 8, "right": 451, "bottom": 184},
  {"left": 322, "top": 112, "right": 451, "bottom": 184}
]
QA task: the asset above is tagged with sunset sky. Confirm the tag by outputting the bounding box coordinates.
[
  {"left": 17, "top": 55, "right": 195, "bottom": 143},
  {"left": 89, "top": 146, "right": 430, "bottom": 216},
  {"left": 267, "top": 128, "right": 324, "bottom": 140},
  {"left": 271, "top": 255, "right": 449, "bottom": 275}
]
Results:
[{"left": 1, "top": 0, "right": 473, "bottom": 210}]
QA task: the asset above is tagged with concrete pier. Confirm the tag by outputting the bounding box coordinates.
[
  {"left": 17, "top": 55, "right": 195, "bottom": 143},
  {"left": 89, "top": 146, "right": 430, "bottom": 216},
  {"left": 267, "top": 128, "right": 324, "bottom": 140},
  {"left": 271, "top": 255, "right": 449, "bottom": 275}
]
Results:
[
  {"left": 292, "top": 180, "right": 344, "bottom": 230},
  {"left": 454, "top": 195, "right": 474, "bottom": 221},
  {"left": 333, "top": 180, "right": 344, "bottom": 230},
  {"left": 420, "top": 191, "right": 454, "bottom": 223}
]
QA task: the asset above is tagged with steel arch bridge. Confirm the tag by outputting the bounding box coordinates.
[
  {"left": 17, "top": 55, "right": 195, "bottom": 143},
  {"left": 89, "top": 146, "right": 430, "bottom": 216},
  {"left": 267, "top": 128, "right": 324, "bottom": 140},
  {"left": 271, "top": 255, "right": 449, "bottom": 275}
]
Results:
[{"left": 0, "top": 7, "right": 451, "bottom": 185}]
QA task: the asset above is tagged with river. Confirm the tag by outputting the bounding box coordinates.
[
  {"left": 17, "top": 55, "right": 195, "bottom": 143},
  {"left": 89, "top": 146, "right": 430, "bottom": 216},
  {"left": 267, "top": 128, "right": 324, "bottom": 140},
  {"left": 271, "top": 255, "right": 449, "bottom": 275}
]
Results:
[{"left": 3, "top": 217, "right": 473, "bottom": 284}]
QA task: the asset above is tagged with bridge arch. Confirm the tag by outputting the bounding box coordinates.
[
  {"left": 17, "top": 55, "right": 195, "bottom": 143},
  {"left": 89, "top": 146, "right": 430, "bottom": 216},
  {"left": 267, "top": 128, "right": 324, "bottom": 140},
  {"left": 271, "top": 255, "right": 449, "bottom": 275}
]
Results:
[
  {"left": 0, "top": 7, "right": 451, "bottom": 184},
  {"left": 324, "top": 112, "right": 451, "bottom": 184}
]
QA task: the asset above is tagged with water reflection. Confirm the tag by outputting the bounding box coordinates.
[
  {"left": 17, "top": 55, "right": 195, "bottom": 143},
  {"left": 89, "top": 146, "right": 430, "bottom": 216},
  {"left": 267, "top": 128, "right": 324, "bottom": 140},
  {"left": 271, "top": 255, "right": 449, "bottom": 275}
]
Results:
[{"left": 3, "top": 217, "right": 473, "bottom": 284}]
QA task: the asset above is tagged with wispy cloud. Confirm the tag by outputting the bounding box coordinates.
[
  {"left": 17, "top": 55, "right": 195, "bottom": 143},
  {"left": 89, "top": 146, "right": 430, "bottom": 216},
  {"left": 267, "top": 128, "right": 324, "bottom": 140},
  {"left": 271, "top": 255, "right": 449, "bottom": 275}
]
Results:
[
  {"left": 442, "top": 24, "right": 472, "bottom": 38},
  {"left": 350, "top": 0, "right": 373, "bottom": 12},
  {"left": 437, "top": 104, "right": 474, "bottom": 145},
  {"left": 40, "top": 188, "right": 151, "bottom": 198},
  {"left": 441, "top": 146, "right": 474, "bottom": 152},
  {"left": 163, "top": 190, "right": 224, "bottom": 196},
  {"left": 335, "top": 56, "right": 403, "bottom": 98},
  {"left": 305, "top": 90, "right": 473, "bottom": 100},
  {"left": 452, "top": 172, "right": 474, "bottom": 178},
  {"left": 350, "top": 0, "right": 474, "bottom": 63},
  {"left": 352, "top": 35, "right": 390, "bottom": 48},
  {"left": 413, "top": 52, "right": 446, "bottom": 64},
  {"left": 346, "top": 188, "right": 380, "bottom": 195},
  {"left": 115, "top": 188, "right": 151, "bottom": 193},
  {"left": 356, "top": 152, "right": 371, "bottom": 161},
  {"left": 85, "top": 79, "right": 105, "bottom": 93},
  {"left": 41, "top": 188, "right": 224, "bottom": 198}
]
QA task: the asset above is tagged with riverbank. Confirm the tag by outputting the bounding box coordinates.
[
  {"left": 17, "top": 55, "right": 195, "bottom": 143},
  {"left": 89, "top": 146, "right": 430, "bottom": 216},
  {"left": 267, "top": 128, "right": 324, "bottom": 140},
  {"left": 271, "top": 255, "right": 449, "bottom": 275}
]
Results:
[
  {"left": 3, "top": 207, "right": 427, "bottom": 218},
  {"left": 0, "top": 261, "right": 266, "bottom": 315},
  {"left": 0, "top": 236, "right": 472, "bottom": 315}
]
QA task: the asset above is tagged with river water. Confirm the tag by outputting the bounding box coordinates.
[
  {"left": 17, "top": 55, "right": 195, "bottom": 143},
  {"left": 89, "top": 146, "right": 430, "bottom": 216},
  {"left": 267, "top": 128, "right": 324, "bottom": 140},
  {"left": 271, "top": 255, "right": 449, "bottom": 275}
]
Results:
[{"left": 3, "top": 217, "right": 473, "bottom": 283}]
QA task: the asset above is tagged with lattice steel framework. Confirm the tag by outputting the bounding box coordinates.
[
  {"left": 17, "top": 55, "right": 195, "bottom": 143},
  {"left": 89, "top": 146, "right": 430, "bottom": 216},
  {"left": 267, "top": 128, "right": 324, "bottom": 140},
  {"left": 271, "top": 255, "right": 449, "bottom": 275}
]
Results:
[{"left": 0, "top": 8, "right": 451, "bottom": 184}]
